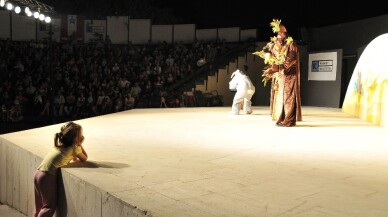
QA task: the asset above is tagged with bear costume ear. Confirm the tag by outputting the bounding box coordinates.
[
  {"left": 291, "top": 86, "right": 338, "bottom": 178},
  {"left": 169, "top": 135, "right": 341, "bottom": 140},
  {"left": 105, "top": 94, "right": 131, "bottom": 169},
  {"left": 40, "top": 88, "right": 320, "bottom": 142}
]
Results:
[{"left": 231, "top": 70, "right": 238, "bottom": 79}]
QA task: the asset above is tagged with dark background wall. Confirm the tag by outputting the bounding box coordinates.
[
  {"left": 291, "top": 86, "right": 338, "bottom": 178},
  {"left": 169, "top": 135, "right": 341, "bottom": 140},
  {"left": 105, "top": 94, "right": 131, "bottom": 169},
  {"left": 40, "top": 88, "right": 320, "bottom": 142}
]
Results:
[
  {"left": 289, "top": 14, "right": 388, "bottom": 108},
  {"left": 299, "top": 49, "right": 343, "bottom": 108}
]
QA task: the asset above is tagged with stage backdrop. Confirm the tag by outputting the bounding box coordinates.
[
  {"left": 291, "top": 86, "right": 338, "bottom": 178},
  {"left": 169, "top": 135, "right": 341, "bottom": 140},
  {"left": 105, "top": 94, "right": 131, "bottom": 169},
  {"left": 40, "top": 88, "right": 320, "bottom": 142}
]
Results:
[{"left": 342, "top": 34, "right": 388, "bottom": 127}]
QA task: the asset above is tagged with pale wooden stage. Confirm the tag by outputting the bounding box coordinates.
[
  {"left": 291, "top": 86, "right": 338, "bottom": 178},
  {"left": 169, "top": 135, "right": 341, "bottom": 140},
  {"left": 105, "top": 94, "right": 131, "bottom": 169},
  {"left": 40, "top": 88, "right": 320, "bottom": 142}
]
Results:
[{"left": 1, "top": 106, "right": 388, "bottom": 217}]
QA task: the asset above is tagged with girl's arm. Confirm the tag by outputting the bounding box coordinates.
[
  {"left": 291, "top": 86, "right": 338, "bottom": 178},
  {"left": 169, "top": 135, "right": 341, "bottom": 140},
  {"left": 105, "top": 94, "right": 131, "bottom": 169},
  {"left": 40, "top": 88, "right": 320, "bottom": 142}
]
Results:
[
  {"left": 76, "top": 145, "right": 88, "bottom": 162},
  {"left": 75, "top": 135, "right": 88, "bottom": 162}
]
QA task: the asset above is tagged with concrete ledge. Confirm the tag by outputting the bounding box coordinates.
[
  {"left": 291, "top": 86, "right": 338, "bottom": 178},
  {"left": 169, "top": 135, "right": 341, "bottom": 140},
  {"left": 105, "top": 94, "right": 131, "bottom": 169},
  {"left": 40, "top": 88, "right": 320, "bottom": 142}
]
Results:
[{"left": 0, "top": 136, "right": 150, "bottom": 217}]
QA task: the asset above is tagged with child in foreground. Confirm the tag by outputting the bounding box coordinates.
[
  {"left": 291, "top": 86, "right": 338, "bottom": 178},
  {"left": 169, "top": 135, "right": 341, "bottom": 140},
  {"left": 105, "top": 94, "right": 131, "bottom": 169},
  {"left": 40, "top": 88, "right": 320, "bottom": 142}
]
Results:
[{"left": 33, "top": 121, "right": 88, "bottom": 217}]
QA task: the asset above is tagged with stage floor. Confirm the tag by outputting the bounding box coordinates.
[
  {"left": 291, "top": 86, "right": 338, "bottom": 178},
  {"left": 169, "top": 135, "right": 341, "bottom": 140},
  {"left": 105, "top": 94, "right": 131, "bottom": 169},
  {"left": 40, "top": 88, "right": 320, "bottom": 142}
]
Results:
[{"left": 2, "top": 106, "right": 388, "bottom": 217}]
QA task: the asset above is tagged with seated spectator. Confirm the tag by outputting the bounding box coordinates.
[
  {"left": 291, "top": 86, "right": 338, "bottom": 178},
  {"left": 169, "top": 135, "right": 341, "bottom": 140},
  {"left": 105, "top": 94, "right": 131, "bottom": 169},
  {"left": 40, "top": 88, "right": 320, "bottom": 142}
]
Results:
[
  {"left": 130, "top": 82, "right": 141, "bottom": 98},
  {"left": 124, "top": 93, "right": 135, "bottom": 110},
  {"left": 64, "top": 92, "right": 76, "bottom": 117},
  {"left": 160, "top": 95, "right": 167, "bottom": 108}
]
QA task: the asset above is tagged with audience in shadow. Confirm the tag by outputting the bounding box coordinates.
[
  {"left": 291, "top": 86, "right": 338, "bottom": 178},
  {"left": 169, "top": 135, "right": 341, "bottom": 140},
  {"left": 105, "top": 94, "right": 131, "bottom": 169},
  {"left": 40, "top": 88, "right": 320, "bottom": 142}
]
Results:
[{"left": 0, "top": 38, "right": 228, "bottom": 124}]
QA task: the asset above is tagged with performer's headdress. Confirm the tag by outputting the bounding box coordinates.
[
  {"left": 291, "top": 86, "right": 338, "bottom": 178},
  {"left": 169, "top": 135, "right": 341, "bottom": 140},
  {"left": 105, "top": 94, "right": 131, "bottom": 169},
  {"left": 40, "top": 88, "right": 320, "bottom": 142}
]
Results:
[{"left": 270, "top": 19, "right": 287, "bottom": 33}]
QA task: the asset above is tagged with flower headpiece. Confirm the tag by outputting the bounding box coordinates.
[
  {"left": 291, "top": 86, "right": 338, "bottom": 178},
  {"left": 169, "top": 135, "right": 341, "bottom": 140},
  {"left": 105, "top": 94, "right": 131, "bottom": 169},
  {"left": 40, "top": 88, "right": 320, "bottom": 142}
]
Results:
[
  {"left": 270, "top": 19, "right": 282, "bottom": 33},
  {"left": 252, "top": 18, "right": 294, "bottom": 86}
]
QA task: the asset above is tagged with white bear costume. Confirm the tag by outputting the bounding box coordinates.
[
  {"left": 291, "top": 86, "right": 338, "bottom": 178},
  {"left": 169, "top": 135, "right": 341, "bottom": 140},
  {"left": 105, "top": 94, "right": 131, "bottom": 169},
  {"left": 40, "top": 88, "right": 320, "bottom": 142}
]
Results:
[{"left": 229, "top": 69, "right": 255, "bottom": 115}]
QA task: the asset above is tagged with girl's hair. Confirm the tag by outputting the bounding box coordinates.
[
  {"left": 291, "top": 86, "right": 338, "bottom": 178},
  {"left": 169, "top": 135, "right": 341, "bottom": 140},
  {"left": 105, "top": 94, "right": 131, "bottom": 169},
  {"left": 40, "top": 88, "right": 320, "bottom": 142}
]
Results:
[{"left": 54, "top": 122, "right": 82, "bottom": 148}]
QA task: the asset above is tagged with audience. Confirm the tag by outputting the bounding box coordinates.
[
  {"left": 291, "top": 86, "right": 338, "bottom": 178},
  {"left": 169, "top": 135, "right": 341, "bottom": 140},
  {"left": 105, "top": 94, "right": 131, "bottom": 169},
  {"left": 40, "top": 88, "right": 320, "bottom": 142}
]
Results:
[{"left": 0, "top": 38, "right": 228, "bottom": 123}]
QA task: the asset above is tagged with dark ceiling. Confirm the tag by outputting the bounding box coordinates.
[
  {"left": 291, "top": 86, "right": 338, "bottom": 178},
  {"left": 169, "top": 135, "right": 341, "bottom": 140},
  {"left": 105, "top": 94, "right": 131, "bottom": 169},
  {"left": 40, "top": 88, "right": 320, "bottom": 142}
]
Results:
[
  {"left": 160, "top": 0, "right": 388, "bottom": 28},
  {"left": 41, "top": 0, "right": 388, "bottom": 32}
]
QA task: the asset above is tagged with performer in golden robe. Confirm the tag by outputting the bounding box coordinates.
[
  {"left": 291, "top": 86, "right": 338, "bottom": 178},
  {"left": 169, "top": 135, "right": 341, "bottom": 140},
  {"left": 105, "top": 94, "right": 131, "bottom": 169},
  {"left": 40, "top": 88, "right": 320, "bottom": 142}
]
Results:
[{"left": 253, "top": 19, "right": 302, "bottom": 127}]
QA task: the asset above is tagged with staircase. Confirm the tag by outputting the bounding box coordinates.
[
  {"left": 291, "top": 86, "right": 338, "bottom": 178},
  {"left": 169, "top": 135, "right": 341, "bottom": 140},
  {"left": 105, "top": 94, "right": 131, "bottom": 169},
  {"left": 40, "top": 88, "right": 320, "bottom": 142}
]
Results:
[{"left": 168, "top": 40, "right": 258, "bottom": 107}]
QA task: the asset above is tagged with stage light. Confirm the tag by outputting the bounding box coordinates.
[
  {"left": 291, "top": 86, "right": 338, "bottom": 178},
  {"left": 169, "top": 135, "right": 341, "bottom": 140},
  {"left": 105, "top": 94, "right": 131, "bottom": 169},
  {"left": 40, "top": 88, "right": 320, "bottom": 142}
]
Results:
[
  {"left": 2, "top": 0, "right": 57, "bottom": 23},
  {"left": 39, "top": 13, "right": 45, "bottom": 20},
  {"left": 15, "top": 6, "right": 21, "bottom": 14},
  {"left": 44, "top": 16, "right": 51, "bottom": 23},
  {"left": 6, "top": 2, "right": 13, "bottom": 10}
]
